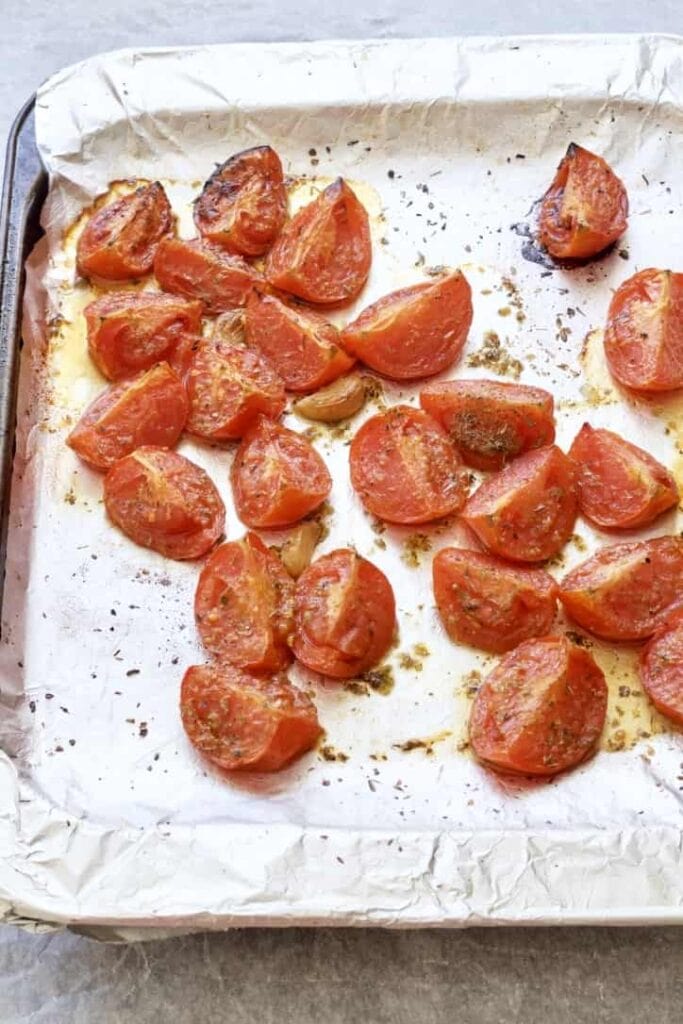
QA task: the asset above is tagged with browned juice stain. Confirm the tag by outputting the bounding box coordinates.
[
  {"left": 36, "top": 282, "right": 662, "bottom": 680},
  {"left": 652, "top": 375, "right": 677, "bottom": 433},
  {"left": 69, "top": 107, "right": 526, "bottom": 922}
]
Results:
[
  {"left": 589, "top": 642, "right": 674, "bottom": 751},
  {"left": 578, "top": 328, "right": 619, "bottom": 407}
]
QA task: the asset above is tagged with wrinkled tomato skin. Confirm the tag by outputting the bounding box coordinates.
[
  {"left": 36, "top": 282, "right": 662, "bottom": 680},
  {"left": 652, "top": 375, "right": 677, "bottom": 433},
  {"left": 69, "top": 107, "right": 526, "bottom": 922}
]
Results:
[
  {"left": 538, "top": 143, "right": 628, "bottom": 260},
  {"left": 433, "top": 548, "right": 558, "bottom": 654},
  {"left": 231, "top": 417, "right": 332, "bottom": 529},
  {"left": 194, "top": 146, "right": 287, "bottom": 257},
  {"left": 559, "top": 536, "right": 683, "bottom": 641},
  {"left": 266, "top": 178, "right": 371, "bottom": 305},
  {"left": 245, "top": 291, "right": 354, "bottom": 393},
  {"left": 104, "top": 446, "right": 225, "bottom": 560},
  {"left": 469, "top": 636, "right": 607, "bottom": 777},
  {"left": 180, "top": 664, "right": 321, "bottom": 772},
  {"left": 154, "top": 236, "right": 260, "bottom": 313},
  {"left": 292, "top": 548, "right": 396, "bottom": 679},
  {"left": 76, "top": 182, "right": 173, "bottom": 281},
  {"left": 341, "top": 270, "right": 472, "bottom": 381},
  {"left": 349, "top": 405, "right": 469, "bottom": 524},
  {"left": 67, "top": 362, "right": 188, "bottom": 471},
  {"left": 604, "top": 268, "right": 683, "bottom": 392},
  {"left": 420, "top": 378, "right": 555, "bottom": 471},
  {"left": 195, "top": 532, "right": 294, "bottom": 672},
  {"left": 569, "top": 423, "right": 678, "bottom": 530},
  {"left": 462, "top": 445, "right": 578, "bottom": 562},
  {"left": 640, "top": 605, "right": 683, "bottom": 726},
  {"left": 85, "top": 291, "right": 203, "bottom": 381}
]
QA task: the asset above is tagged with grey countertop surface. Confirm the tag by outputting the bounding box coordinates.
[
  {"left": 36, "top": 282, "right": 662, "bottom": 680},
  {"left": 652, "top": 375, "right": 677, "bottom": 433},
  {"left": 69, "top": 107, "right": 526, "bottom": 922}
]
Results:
[{"left": 2, "top": 3, "right": 683, "bottom": 1022}]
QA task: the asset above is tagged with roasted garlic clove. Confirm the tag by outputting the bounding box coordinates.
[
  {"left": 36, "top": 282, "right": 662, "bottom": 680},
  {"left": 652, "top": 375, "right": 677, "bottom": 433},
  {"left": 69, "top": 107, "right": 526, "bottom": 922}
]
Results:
[
  {"left": 278, "top": 520, "right": 324, "bottom": 578},
  {"left": 294, "top": 373, "right": 367, "bottom": 422}
]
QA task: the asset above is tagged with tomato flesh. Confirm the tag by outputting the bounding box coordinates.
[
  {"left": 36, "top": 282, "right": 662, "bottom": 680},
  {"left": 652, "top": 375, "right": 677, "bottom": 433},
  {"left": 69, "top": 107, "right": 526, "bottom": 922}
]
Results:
[
  {"left": 154, "top": 236, "right": 260, "bottom": 313},
  {"left": 640, "top": 605, "right": 683, "bottom": 726},
  {"left": 77, "top": 182, "right": 173, "bottom": 281}
]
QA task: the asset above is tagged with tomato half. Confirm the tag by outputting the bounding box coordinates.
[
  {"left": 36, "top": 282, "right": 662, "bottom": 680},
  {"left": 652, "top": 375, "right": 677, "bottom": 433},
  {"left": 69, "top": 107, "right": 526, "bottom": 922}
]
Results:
[
  {"left": 349, "top": 405, "right": 469, "bottom": 524},
  {"left": 603, "top": 268, "right": 683, "bottom": 392},
  {"left": 420, "top": 378, "right": 555, "bottom": 471},
  {"left": 469, "top": 636, "right": 607, "bottom": 776},
  {"left": 85, "top": 291, "right": 203, "bottom": 381},
  {"left": 194, "top": 146, "right": 287, "bottom": 257},
  {"left": 245, "top": 291, "right": 354, "bottom": 393},
  {"left": 537, "top": 143, "right": 628, "bottom": 260},
  {"left": 76, "top": 182, "right": 173, "bottom": 281},
  {"left": 640, "top": 604, "right": 683, "bottom": 725},
  {"left": 559, "top": 536, "right": 683, "bottom": 640},
  {"left": 154, "top": 236, "right": 260, "bottom": 313},
  {"left": 186, "top": 335, "right": 285, "bottom": 441},
  {"left": 341, "top": 270, "right": 472, "bottom": 381},
  {"left": 266, "top": 178, "right": 371, "bottom": 305},
  {"left": 67, "top": 362, "right": 188, "bottom": 471},
  {"left": 231, "top": 417, "right": 332, "bottom": 528},
  {"left": 569, "top": 423, "right": 678, "bottom": 530},
  {"left": 104, "top": 446, "right": 225, "bottom": 559},
  {"left": 180, "top": 664, "right": 321, "bottom": 772},
  {"left": 292, "top": 548, "right": 396, "bottom": 679},
  {"left": 462, "top": 445, "right": 578, "bottom": 562},
  {"left": 195, "top": 532, "right": 294, "bottom": 672},
  {"left": 433, "top": 548, "right": 558, "bottom": 654}
]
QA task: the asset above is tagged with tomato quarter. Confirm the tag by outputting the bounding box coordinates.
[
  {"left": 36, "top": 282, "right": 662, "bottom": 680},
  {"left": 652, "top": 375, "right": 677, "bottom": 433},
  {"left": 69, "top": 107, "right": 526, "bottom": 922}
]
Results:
[
  {"left": 469, "top": 636, "right": 607, "bottom": 776},
  {"left": 76, "top": 182, "right": 173, "bottom": 281},
  {"left": 292, "top": 548, "right": 396, "bottom": 679},
  {"left": 104, "top": 446, "right": 225, "bottom": 559},
  {"left": 154, "top": 236, "right": 260, "bottom": 313},
  {"left": 640, "top": 605, "right": 683, "bottom": 726}
]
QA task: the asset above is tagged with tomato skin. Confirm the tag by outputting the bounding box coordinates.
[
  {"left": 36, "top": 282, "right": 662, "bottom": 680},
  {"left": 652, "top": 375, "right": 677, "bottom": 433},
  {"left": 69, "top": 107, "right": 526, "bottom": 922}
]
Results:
[
  {"left": 186, "top": 335, "right": 285, "bottom": 441},
  {"left": 420, "top": 378, "right": 555, "bottom": 471},
  {"left": 538, "top": 144, "right": 628, "bottom": 260},
  {"left": 462, "top": 445, "right": 578, "bottom": 562},
  {"left": 85, "top": 291, "right": 203, "bottom": 381},
  {"left": 231, "top": 417, "right": 332, "bottom": 529},
  {"left": 194, "top": 146, "right": 287, "bottom": 257},
  {"left": 341, "top": 271, "right": 472, "bottom": 381},
  {"left": 104, "top": 446, "right": 225, "bottom": 560},
  {"left": 292, "top": 548, "right": 396, "bottom": 679},
  {"left": 433, "top": 548, "right": 558, "bottom": 654},
  {"left": 569, "top": 423, "right": 678, "bottom": 530},
  {"left": 154, "top": 236, "right": 260, "bottom": 313},
  {"left": 604, "top": 268, "right": 683, "bottom": 392},
  {"left": 195, "top": 532, "right": 294, "bottom": 672},
  {"left": 640, "top": 605, "right": 683, "bottom": 725},
  {"left": 349, "top": 405, "right": 469, "bottom": 524},
  {"left": 76, "top": 182, "right": 173, "bottom": 281},
  {"left": 67, "top": 362, "right": 188, "bottom": 472},
  {"left": 180, "top": 664, "right": 321, "bottom": 772},
  {"left": 266, "top": 178, "right": 371, "bottom": 305},
  {"left": 245, "top": 291, "right": 354, "bottom": 393},
  {"left": 469, "top": 636, "right": 607, "bottom": 776},
  {"left": 559, "top": 536, "right": 683, "bottom": 641}
]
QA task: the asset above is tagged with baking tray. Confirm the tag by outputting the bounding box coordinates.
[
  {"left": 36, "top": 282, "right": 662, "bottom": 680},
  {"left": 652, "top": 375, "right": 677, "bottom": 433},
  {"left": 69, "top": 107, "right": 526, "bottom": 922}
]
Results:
[{"left": 2, "top": 37, "right": 683, "bottom": 934}]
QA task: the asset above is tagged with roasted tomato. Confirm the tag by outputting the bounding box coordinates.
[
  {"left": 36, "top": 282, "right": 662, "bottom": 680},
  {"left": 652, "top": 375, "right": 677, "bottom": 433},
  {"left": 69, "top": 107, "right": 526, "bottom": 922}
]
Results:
[
  {"left": 231, "top": 417, "right": 332, "bottom": 528},
  {"left": 67, "top": 362, "right": 188, "bottom": 471},
  {"left": 341, "top": 270, "right": 472, "bottom": 381},
  {"left": 266, "top": 178, "right": 371, "bottom": 305},
  {"left": 569, "top": 423, "right": 678, "bottom": 530},
  {"left": 603, "top": 268, "right": 683, "bottom": 392},
  {"left": 193, "top": 146, "right": 287, "bottom": 257},
  {"left": 104, "top": 446, "right": 225, "bottom": 559},
  {"left": 640, "top": 604, "right": 683, "bottom": 725},
  {"left": 180, "top": 664, "right": 321, "bottom": 772},
  {"left": 195, "top": 532, "right": 294, "bottom": 672},
  {"left": 245, "top": 291, "right": 354, "bottom": 393},
  {"left": 292, "top": 548, "right": 396, "bottom": 679},
  {"left": 559, "top": 536, "right": 683, "bottom": 640},
  {"left": 420, "top": 378, "right": 555, "bottom": 471},
  {"left": 433, "top": 548, "right": 558, "bottom": 654},
  {"left": 462, "top": 446, "right": 578, "bottom": 562},
  {"left": 76, "top": 182, "right": 173, "bottom": 281},
  {"left": 349, "top": 405, "right": 469, "bottom": 524},
  {"left": 166, "top": 332, "right": 202, "bottom": 381},
  {"left": 537, "top": 143, "right": 628, "bottom": 260},
  {"left": 85, "top": 291, "right": 203, "bottom": 381},
  {"left": 154, "top": 236, "right": 260, "bottom": 313},
  {"left": 186, "top": 335, "right": 285, "bottom": 441},
  {"left": 469, "top": 636, "right": 607, "bottom": 776}
]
